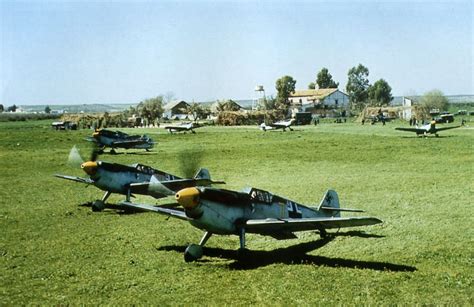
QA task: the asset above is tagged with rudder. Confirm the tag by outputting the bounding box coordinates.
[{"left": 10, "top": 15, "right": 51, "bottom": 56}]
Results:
[{"left": 318, "top": 190, "right": 340, "bottom": 217}]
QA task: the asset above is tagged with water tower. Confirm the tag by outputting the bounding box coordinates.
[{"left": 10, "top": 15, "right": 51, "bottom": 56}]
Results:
[{"left": 254, "top": 85, "right": 265, "bottom": 110}]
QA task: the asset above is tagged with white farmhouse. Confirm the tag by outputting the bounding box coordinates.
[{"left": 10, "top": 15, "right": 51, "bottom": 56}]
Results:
[{"left": 289, "top": 88, "right": 349, "bottom": 113}]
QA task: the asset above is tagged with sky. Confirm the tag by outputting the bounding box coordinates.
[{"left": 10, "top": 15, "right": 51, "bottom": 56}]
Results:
[{"left": 1, "top": 0, "right": 472, "bottom": 105}]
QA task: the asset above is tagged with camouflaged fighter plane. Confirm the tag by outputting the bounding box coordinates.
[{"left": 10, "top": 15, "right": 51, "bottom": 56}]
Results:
[
  {"left": 55, "top": 160, "right": 224, "bottom": 212},
  {"left": 86, "top": 128, "right": 155, "bottom": 153},
  {"left": 119, "top": 187, "right": 382, "bottom": 262},
  {"left": 395, "top": 120, "right": 460, "bottom": 137},
  {"left": 260, "top": 118, "right": 295, "bottom": 131},
  {"left": 163, "top": 122, "right": 201, "bottom": 134}
]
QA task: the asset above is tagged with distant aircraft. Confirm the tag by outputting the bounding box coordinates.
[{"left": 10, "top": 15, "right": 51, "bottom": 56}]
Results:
[
  {"left": 86, "top": 129, "right": 155, "bottom": 153},
  {"left": 120, "top": 187, "right": 382, "bottom": 262},
  {"left": 55, "top": 159, "right": 223, "bottom": 212},
  {"left": 164, "top": 122, "right": 201, "bottom": 134},
  {"left": 395, "top": 120, "right": 460, "bottom": 137},
  {"left": 260, "top": 119, "right": 295, "bottom": 131}
]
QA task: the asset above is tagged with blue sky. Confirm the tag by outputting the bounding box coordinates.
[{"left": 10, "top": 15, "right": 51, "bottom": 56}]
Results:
[{"left": 1, "top": 0, "right": 472, "bottom": 105}]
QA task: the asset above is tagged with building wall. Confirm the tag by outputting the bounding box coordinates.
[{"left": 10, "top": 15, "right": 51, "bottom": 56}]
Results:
[{"left": 321, "top": 91, "right": 349, "bottom": 108}]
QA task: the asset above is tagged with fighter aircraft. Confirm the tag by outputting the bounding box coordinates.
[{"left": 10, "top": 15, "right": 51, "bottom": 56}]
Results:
[
  {"left": 260, "top": 119, "right": 295, "bottom": 131},
  {"left": 163, "top": 122, "right": 201, "bottom": 134},
  {"left": 119, "top": 187, "right": 382, "bottom": 262},
  {"left": 86, "top": 129, "right": 155, "bottom": 153},
  {"left": 55, "top": 151, "right": 223, "bottom": 211},
  {"left": 395, "top": 120, "right": 460, "bottom": 137}
]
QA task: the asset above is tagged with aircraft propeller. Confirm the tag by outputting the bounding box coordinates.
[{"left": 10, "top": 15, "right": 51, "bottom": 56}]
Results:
[
  {"left": 67, "top": 145, "right": 84, "bottom": 168},
  {"left": 67, "top": 142, "right": 101, "bottom": 175},
  {"left": 178, "top": 148, "right": 203, "bottom": 179}
]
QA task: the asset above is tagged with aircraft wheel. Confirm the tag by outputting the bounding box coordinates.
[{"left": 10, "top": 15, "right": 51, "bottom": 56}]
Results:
[
  {"left": 92, "top": 200, "right": 105, "bottom": 212},
  {"left": 435, "top": 134, "right": 439, "bottom": 137},
  {"left": 184, "top": 244, "right": 203, "bottom": 262},
  {"left": 319, "top": 229, "right": 328, "bottom": 239}
]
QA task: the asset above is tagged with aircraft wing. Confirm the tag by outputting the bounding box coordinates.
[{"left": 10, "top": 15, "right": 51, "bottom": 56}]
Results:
[
  {"left": 111, "top": 139, "right": 147, "bottom": 146},
  {"left": 164, "top": 125, "right": 190, "bottom": 131},
  {"left": 395, "top": 127, "right": 425, "bottom": 133},
  {"left": 118, "top": 201, "right": 190, "bottom": 221},
  {"left": 244, "top": 216, "right": 382, "bottom": 233},
  {"left": 54, "top": 174, "right": 94, "bottom": 185},
  {"left": 435, "top": 125, "right": 461, "bottom": 132}
]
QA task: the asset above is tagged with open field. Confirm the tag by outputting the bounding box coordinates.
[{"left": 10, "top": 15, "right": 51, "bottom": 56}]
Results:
[{"left": 0, "top": 120, "right": 472, "bottom": 304}]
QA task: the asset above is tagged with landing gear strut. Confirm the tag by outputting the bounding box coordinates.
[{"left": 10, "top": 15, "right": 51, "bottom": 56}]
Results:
[
  {"left": 236, "top": 227, "right": 249, "bottom": 259},
  {"left": 184, "top": 231, "right": 212, "bottom": 262}
]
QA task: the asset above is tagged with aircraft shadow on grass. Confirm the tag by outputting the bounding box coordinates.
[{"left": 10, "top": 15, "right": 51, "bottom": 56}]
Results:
[{"left": 157, "top": 233, "right": 416, "bottom": 272}]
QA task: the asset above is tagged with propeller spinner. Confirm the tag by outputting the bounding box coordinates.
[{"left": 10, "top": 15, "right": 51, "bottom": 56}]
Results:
[
  {"left": 175, "top": 187, "right": 200, "bottom": 210},
  {"left": 81, "top": 161, "right": 99, "bottom": 176}
]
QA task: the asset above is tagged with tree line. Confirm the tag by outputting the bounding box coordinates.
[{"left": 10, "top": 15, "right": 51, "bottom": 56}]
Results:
[{"left": 271, "top": 64, "right": 450, "bottom": 117}]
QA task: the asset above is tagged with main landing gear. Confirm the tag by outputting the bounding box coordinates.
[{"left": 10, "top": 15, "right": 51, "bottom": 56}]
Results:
[
  {"left": 91, "top": 191, "right": 111, "bottom": 212},
  {"left": 183, "top": 228, "right": 249, "bottom": 262},
  {"left": 184, "top": 231, "right": 212, "bottom": 262}
]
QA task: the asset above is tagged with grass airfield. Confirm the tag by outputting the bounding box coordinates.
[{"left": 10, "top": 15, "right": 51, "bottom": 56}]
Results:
[{"left": 0, "top": 119, "right": 472, "bottom": 304}]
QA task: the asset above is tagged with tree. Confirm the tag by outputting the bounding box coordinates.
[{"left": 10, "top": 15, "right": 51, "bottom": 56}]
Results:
[
  {"left": 7, "top": 104, "right": 17, "bottom": 112},
  {"left": 308, "top": 82, "right": 316, "bottom": 90},
  {"left": 188, "top": 103, "right": 210, "bottom": 122},
  {"left": 44, "top": 105, "right": 51, "bottom": 114},
  {"left": 368, "top": 79, "right": 393, "bottom": 106},
  {"left": 420, "top": 90, "right": 449, "bottom": 116},
  {"left": 346, "top": 64, "right": 370, "bottom": 111},
  {"left": 275, "top": 75, "right": 296, "bottom": 108},
  {"left": 0, "top": 104, "right": 4, "bottom": 113},
  {"left": 316, "top": 68, "right": 339, "bottom": 89},
  {"left": 136, "top": 96, "right": 164, "bottom": 121}
]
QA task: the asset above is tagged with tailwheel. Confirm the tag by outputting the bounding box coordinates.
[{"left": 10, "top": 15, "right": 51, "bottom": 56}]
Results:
[
  {"left": 92, "top": 200, "right": 105, "bottom": 212},
  {"left": 184, "top": 244, "right": 203, "bottom": 262}
]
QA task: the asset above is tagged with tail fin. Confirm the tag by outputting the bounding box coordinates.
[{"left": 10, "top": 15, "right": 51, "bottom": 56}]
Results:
[
  {"left": 193, "top": 168, "right": 225, "bottom": 186},
  {"left": 194, "top": 168, "right": 211, "bottom": 180},
  {"left": 317, "top": 190, "right": 340, "bottom": 217}
]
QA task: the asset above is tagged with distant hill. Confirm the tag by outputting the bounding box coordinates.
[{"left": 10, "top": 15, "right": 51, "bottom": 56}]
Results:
[
  {"left": 19, "top": 103, "right": 137, "bottom": 113},
  {"left": 18, "top": 95, "right": 472, "bottom": 114}
]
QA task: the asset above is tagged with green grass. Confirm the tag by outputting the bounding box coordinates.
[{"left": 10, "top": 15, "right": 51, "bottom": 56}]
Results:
[{"left": 0, "top": 120, "right": 472, "bottom": 304}]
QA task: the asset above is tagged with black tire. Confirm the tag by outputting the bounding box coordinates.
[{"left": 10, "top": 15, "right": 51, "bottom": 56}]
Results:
[{"left": 92, "top": 200, "right": 105, "bottom": 212}]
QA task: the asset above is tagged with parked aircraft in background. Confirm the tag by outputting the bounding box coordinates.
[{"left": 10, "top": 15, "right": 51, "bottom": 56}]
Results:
[
  {"left": 164, "top": 122, "right": 201, "bottom": 134},
  {"left": 86, "top": 129, "right": 155, "bottom": 153},
  {"left": 260, "top": 119, "right": 295, "bottom": 131},
  {"left": 395, "top": 121, "right": 460, "bottom": 137}
]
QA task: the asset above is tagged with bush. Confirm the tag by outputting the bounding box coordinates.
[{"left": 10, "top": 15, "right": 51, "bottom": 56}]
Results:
[
  {"left": 216, "top": 110, "right": 285, "bottom": 126},
  {"left": 0, "top": 113, "right": 61, "bottom": 122}
]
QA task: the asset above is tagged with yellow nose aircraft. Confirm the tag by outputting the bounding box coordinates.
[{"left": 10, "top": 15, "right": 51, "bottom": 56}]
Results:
[
  {"left": 119, "top": 187, "right": 382, "bottom": 262},
  {"left": 55, "top": 161, "right": 224, "bottom": 212}
]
